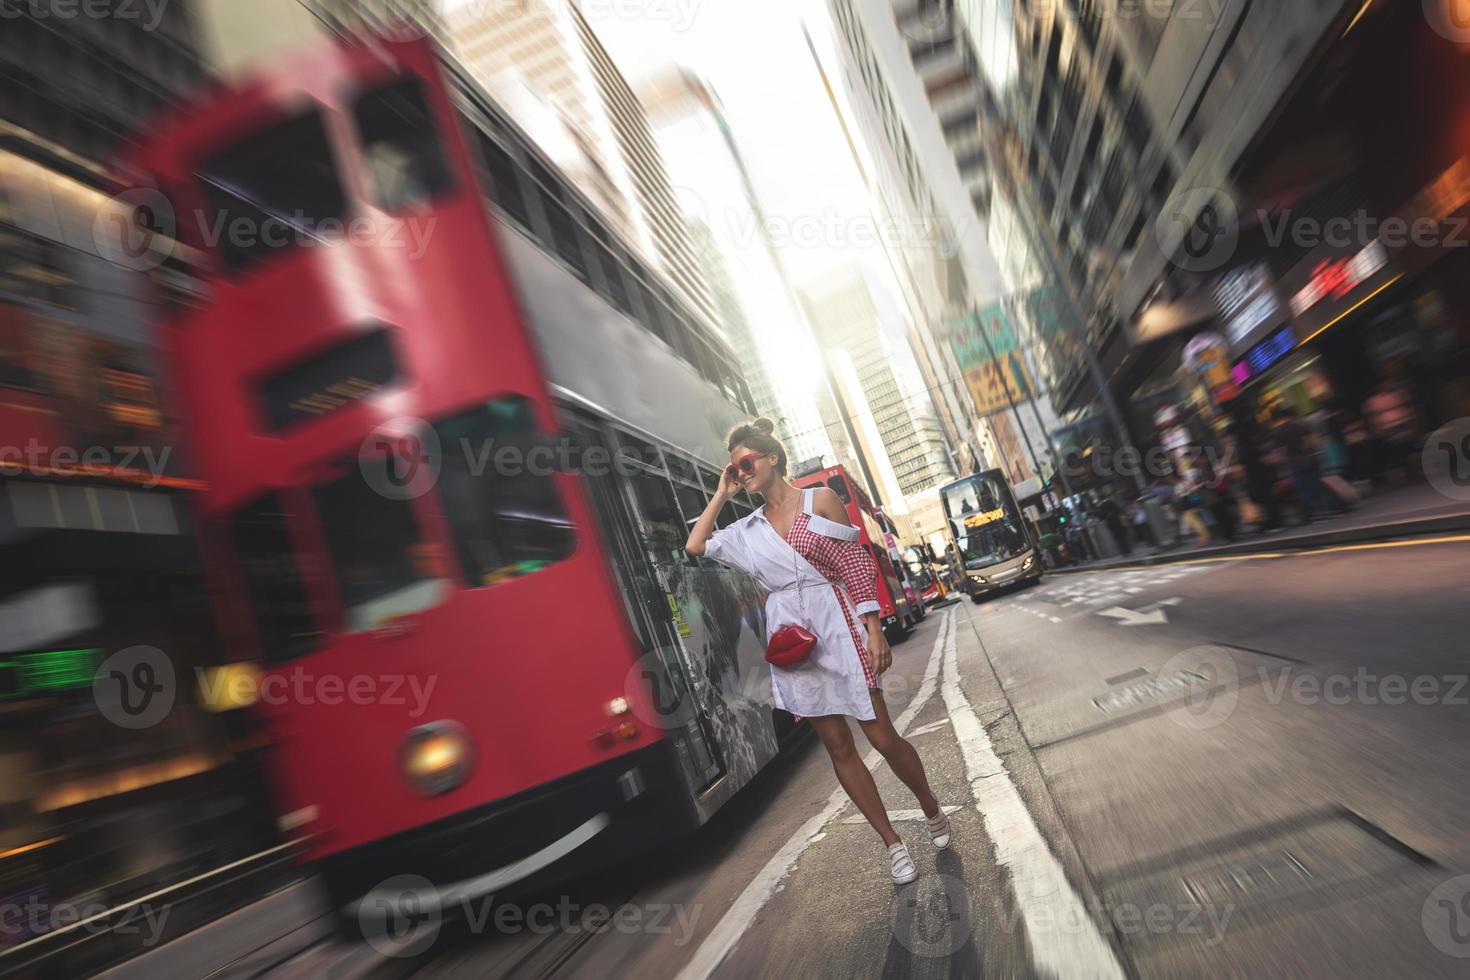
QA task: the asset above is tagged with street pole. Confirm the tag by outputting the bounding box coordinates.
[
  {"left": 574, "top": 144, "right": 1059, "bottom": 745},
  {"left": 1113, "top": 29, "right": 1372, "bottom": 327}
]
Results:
[
  {"left": 1002, "top": 290, "right": 1078, "bottom": 509},
  {"left": 973, "top": 302, "right": 1046, "bottom": 489},
  {"left": 1011, "top": 198, "right": 1146, "bottom": 493}
]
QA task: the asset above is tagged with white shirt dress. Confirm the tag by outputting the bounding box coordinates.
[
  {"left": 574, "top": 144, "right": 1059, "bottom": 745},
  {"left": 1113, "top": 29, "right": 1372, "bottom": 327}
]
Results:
[{"left": 704, "top": 489, "right": 883, "bottom": 721}]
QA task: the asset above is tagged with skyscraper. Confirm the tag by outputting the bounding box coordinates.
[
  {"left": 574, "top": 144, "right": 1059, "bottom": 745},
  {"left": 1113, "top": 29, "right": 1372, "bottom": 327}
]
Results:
[
  {"left": 801, "top": 267, "right": 955, "bottom": 499},
  {"left": 636, "top": 67, "right": 851, "bottom": 472},
  {"left": 823, "top": 0, "right": 1067, "bottom": 493},
  {"left": 446, "top": 0, "right": 719, "bottom": 329}
]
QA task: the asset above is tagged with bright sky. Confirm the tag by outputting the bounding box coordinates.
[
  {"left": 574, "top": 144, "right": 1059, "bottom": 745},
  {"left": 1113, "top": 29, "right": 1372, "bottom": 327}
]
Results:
[{"left": 447, "top": 0, "right": 892, "bottom": 288}]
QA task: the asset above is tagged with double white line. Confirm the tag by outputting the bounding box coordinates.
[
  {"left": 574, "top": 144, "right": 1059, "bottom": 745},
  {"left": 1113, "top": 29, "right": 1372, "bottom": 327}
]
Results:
[{"left": 677, "top": 608, "right": 1125, "bottom": 980}]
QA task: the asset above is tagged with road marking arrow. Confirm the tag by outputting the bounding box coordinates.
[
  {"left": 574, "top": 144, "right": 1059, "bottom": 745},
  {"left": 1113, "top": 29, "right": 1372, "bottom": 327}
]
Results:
[{"left": 1097, "top": 597, "right": 1181, "bottom": 626}]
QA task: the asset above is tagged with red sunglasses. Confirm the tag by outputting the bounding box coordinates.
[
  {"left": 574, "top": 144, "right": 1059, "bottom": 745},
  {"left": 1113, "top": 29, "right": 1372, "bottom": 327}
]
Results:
[{"left": 727, "top": 453, "right": 763, "bottom": 478}]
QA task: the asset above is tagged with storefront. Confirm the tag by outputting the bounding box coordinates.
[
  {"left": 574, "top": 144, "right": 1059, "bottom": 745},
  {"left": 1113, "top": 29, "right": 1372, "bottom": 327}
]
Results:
[{"left": 1225, "top": 0, "right": 1470, "bottom": 434}]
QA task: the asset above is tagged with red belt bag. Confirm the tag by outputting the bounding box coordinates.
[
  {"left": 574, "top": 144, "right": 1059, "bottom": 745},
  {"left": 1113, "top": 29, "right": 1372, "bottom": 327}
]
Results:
[{"left": 766, "top": 545, "right": 817, "bottom": 669}]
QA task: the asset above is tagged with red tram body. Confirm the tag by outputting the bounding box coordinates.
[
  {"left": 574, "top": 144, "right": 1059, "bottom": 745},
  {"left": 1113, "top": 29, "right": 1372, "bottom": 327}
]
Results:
[
  {"left": 792, "top": 465, "right": 918, "bottom": 639},
  {"left": 127, "top": 37, "right": 788, "bottom": 922}
]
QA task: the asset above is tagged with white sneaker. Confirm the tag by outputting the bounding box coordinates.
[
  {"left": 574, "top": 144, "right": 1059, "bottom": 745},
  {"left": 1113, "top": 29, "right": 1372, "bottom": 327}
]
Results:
[
  {"left": 888, "top": 841, "right": 919, "bottom": 885},
  {"left": 927, "top": 809, "right": 952, "bottom": 850}
]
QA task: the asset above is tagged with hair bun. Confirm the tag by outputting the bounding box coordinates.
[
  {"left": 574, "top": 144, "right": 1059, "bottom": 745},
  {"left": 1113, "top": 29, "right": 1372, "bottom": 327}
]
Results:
[{"left": 751, "top": 416, "right": 776, "bottom": 435}]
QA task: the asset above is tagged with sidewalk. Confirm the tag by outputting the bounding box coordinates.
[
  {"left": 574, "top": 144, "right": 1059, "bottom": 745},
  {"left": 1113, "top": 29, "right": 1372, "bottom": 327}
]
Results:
[{"left": 1053, "top": 482, "right": 1470, "bottom": 574}]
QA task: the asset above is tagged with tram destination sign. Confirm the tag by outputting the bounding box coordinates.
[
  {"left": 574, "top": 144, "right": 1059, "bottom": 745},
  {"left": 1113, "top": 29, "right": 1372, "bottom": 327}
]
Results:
[{"left": 259, "top": 328, "right": 398, "bottom": 431}]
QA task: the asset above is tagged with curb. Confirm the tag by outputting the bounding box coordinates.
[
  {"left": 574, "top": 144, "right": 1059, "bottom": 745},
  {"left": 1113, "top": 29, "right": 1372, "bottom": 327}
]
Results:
[{"left": 1045, "top": 510, "right": 1470, "bottom": 575}]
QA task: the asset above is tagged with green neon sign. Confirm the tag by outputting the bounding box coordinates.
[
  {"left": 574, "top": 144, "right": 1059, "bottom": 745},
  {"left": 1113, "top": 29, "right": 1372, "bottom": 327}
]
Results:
[{"left": 0, "top": 648, "right": 102, "bottom": 702}]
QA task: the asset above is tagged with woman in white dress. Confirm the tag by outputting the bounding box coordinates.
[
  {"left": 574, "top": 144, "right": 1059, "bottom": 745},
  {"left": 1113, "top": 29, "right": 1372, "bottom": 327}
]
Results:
[{"left": 685, "top": 418, "right": 949, "bottom": 885}]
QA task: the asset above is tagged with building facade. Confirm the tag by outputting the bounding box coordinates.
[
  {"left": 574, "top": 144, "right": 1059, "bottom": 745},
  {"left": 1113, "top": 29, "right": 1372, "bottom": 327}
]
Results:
[
  {"left": 637, "top": 67, "right": 853, "bottom": 470},
  {"left": 446, "top": 0, "right": 719, "bottom": 329},
  {"left": 824, "top": 0, "right": 1068, "bottom": 494},
  {"left": 801, "top": 266, "right": 955, "bottom": 500}
]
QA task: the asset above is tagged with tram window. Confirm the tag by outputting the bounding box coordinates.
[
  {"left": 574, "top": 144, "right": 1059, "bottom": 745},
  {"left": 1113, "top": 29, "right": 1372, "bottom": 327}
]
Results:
[
  {"left": 616, "top": 431, "right": 661, "bottom": 471},
  {"left": 716, "top": 500, "right": 740, "bottom": 529},
  {"left": 540, "top": 192, "right": 588, "bottom": 280},
  {"left": 698, "top": 467, "right": 724, "bottom": 498},
  {"left": 355, "top": 78, "right": 455, "bottom": 213},
  {"left": 228, "top": 493, "right": 322, "bottom": 664},
  {"left": 672, "top": 482, "right": 706, "bottom": 529},
  {"left": 827, "top": 475, "right": 852, "bottom": 504},
  {"left": 664, "top": 452, "right": 699, "bottom": 487},
  {"left": 627, "top": 469, "right": 686, "bottom": 564},
  {"left": 432, "top": 396, "right": 577, "bottom": 587},
  {"left": 595, "top": 243, "right": 633, "bottom": 315},
  {"left": 312, "top": 471, "right": 446, "bottom": 633},
  {"left": 198, "top": 110, "right": 347, "bottom": 273},
  {"left": 639, "top": 286, "right": 673, "bottom": 345},
  {"left": 475, "top": 132, "right": 531, "bottom": 229}
]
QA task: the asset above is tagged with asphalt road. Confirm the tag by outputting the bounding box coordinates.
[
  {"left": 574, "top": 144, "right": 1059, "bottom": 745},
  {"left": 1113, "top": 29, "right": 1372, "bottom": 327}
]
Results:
[{"left": 113, "top": 536, "right": 1470, "bottom": 978}]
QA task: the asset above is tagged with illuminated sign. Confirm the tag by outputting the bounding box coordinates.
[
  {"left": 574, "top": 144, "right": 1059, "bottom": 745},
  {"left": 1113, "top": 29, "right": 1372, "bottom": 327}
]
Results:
[
  {"left": 1290, "top": 241, "right": 1388, "bottom": 317},
  {"left": 1231, "top": 326, "right": 1298, "bottom": 386},
  {"left": 0, "top": 648, "right": 101, "bottom": 702},
  {"left": 963, "top": 508, "right": 1007, "bottom": 528},
  {"left": 1213, "top": 264, "right": 1284, "bottom": 347}
]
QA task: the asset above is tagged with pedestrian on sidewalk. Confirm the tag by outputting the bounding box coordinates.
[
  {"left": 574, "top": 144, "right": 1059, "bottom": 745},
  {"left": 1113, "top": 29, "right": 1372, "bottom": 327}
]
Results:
[
  {"left": 1269, "top": 406, "right": 1334, "bottom": 522},
  {"left": 1097, "top": 489, "right": 1132, "bottom": 557},
  {"left": 1364, "top": 375, "right": 1422, "bottom": 485},
  {"left": 1127, "top": 497, "right": 1153, "bottom": 549},
  {"left": 1206, "top": 459, "right": 1239, "bottom": 542},
  {"left": 687, "top": 418, "right": 951, "bottom": 886}
]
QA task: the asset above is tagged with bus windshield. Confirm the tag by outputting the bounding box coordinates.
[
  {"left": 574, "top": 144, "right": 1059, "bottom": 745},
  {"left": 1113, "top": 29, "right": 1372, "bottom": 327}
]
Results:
[
  {"left": 942, "top": 474, "right": 1031, "bottom": 571},
  {"left": 901, "top": 546, "right": 934, "bottom": 589}
]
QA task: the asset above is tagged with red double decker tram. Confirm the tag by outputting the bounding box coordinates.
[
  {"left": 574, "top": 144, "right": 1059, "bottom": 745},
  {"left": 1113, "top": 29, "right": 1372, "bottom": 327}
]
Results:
[
  {"left": 792, "top": 465, "right": 919, "bottom": 641},
  {"left": 127, "top": 37, "right": 789, "bottom": 932}
]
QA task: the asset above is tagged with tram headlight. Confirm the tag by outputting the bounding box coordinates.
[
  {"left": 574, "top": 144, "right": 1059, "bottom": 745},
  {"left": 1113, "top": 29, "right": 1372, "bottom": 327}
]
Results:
[
  {"left": 1022, "top": 555, "right": 1036, "bottom": 570},
  {"left": 400, "top": 721, "right": 474, "bottom": 797}
]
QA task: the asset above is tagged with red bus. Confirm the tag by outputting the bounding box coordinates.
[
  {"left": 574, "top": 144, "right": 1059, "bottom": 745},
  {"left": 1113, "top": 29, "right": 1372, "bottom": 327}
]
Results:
[
  {"left": 792, "top": 465, "right": 920, "bottom": 640},
  {"left": 126, "top": 36, "right": 793, "bottom": 938}
]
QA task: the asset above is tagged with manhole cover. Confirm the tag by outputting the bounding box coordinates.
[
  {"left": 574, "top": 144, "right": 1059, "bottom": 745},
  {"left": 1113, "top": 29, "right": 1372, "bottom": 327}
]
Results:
[{"left": 1098, "top": 809, "right": 1437, "bottom": 951}]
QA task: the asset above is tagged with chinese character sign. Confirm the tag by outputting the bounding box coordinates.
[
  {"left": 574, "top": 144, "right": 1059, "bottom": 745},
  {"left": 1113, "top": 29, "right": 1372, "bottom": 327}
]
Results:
[{"left": 961, "top": 351, "right": 1036, "bottom": 417}]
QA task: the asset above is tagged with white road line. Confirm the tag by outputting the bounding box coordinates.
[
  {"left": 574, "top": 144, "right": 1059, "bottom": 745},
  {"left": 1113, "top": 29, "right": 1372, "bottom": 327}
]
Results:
[
  {"left": 839, "top": 805, "right": 963, "bottom": 825},
  {"left": 943, "top": 612, "right": 1125, "bottom": 980},
  {"left": 674, "top": 609, "right": 955, "bottom": 980},
  {"left": 907, "top": 718, "right": 952, "bottom": 737}
]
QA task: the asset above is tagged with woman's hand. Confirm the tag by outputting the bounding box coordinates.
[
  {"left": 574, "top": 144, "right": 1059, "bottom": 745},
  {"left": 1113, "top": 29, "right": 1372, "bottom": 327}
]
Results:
[
  {"left": 866, "top": 620, "right": 892, "bottom": 675},
  {"left": 717, "top": 464, "right": 742, "bottom": 501}
]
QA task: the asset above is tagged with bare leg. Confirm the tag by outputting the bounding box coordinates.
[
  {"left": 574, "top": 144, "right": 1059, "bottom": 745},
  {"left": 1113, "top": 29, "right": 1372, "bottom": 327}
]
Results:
[
  {"left": 856, "top": 689, "right": 940, "bottom": 818},
  {"left": 808, "top": 714, "right": 900, "bottom": 846}
]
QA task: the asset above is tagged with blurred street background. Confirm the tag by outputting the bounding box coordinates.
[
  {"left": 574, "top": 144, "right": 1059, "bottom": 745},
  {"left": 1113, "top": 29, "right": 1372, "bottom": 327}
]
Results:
[{"left": 1, "top": 0, "right": 1470, "bottom": 977}]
